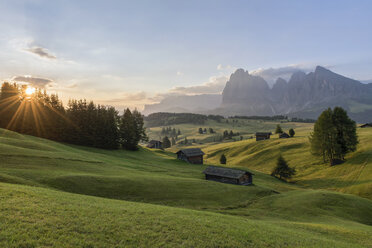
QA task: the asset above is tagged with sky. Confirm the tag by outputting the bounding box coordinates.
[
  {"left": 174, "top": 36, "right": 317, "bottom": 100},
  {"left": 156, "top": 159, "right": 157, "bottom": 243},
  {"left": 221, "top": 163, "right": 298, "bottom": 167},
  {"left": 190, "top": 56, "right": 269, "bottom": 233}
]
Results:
[{"left": 1, "top": 0, "right": 372, "bottom": 110}]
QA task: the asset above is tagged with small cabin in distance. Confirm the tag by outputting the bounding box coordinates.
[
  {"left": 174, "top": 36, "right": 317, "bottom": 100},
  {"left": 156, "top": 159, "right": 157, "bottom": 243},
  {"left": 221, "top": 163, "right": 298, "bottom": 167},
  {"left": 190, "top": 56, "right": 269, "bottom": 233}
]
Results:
[
  {"left": 255, "top": 132, "right": 272, "bottom": 141},
  {"left": 176, "top": 148, "right": 204, "bottom": 164},
  {"left": 147, "top": 140, "right": 163, "bottom": 149},
  {"left": 279, "top": 132, "right": 290, "bottom": 138},
  {"left": 203, "top": 166, "right": 253, "bottom": 185},
  {"left": 360, "top": 123, "right": 372, "bottom": 128}
]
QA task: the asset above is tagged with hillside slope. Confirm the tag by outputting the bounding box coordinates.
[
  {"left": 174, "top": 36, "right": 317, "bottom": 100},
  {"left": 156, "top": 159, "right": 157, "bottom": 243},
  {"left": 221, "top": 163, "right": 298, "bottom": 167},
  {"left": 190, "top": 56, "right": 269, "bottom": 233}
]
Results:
[
  {"left": 0, "top": 128, "right": 372, "bottom": 247},
  {"left": 1, "top": 182, "right": 372, "bottom": 248},
  {"left": 202, "top": 126, "right": 372, "bottom": 199},
  {"left": 0, "top": 128, "right": 292, "bottom": 210}
]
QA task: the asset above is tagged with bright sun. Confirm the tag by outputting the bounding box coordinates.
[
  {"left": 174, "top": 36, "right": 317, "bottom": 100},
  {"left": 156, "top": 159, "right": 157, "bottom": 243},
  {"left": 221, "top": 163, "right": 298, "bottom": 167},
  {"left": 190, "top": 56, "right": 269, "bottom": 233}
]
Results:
[{"left": 25, "top": 86, "right": 35, "bottom": 96}]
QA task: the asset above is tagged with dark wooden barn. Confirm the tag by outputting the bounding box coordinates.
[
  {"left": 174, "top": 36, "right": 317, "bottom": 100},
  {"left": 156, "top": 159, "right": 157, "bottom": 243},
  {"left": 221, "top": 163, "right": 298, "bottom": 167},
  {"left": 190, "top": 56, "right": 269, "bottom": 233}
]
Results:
[
  {"left": 176, "top": 148, "right": 204, "bottom": 164},
  {"left": 147, "top": 140, "right": 163, "bottom": 149},
  {"left": 279, "top": 132, "right": 290, "bottom": 138},
  {"left": 360, "top": 123, "right": 372, "bottom": 128},
  {"left": 255, "top": 132, "right": 272, "bottom": 141},
  {"left": 203, "top": 166, "right": 253, "bottom": 185}
]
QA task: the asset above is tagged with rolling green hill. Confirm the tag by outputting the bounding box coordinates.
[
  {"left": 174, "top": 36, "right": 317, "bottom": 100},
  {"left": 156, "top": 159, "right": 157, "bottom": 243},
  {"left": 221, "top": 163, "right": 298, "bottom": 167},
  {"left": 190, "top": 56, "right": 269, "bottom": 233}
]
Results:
[
  {"left": 0, "top": 127, "right": 372, "bottom": 247},
  {"left": 201, "top": 125, "right": 372, "bottom": 200}
]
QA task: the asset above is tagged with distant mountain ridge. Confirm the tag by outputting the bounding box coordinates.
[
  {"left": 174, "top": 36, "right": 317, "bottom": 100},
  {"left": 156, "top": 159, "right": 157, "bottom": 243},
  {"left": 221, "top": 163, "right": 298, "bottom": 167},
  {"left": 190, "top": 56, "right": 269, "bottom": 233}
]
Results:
[
  {"left": 143, "top": 66, "right": 372, "bottom": 122},
  {"left": 220, "top": 66, "right": 372, "bottom": 122}
]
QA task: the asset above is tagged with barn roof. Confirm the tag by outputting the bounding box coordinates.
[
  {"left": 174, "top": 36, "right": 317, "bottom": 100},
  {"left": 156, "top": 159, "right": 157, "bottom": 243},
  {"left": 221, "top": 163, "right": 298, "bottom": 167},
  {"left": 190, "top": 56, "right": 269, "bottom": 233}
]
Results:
[
  {"left": 255, "top": 132, "right": 272, "bottom": 136},
  {"left": 279, "top": 132, "right": 290, "bottom": 137},
  {"left": 360, "top": 123, "right": 372, "bottom": 127},
  {"left": 203, "top": 166, "right": 253, "bottom": 179},
  {"left": 176, "top": 148, "right": 204, "bottom": 157}
]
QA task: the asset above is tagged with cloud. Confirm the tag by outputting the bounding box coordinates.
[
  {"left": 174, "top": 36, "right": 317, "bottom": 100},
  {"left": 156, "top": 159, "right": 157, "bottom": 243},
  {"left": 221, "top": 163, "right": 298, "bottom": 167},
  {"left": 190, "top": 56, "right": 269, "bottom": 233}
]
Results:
[
  {"left": 249, "top": 64, "right": 314, "bottom": 85},
  {"left": 217, "top": 64, "right": 234, "bottom": 71},
  {"left": 99, "top": 91, "right": 152, "bottom": 110},
  {"left": 9, "top": 38, "right": 57, "bottom": 60},
  {"left": 250, "top": 64, "right": 314, "bottom": 84},
  {"left": 176, "top": 71, "right": 184, "bottom": 76},
  {"left": 13, "top": 75, "right": 53, "bottom": 88},
  {"left": 169, "top": 76, "right": 228, "bottom": 95},
  {"left": 25, "top": 46, "right": 57, "bottom": 59},
  {"left": 101, "top": 91, "right": 148, "bottom": 103},
  {"left": 66, "top": 83, "right": 78, "bottom": 88}
]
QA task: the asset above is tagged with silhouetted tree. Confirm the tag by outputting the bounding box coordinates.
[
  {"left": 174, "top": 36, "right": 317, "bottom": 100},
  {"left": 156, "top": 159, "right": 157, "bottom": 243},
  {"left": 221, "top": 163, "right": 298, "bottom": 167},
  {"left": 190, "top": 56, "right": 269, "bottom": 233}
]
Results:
[
  {"left": 119, "top": 108, "right": 138, "bottom": 150},
  {"left": 289, "top": 128, "right": 295, "bottom": 137}
]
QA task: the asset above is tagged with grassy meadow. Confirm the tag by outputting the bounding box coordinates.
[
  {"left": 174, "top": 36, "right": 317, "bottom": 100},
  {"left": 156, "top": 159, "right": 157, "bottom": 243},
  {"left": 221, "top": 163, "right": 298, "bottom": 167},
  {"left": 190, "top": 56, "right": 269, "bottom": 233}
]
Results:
[{"left": 0, "top": 118, "right": 372, "bottom": 247}]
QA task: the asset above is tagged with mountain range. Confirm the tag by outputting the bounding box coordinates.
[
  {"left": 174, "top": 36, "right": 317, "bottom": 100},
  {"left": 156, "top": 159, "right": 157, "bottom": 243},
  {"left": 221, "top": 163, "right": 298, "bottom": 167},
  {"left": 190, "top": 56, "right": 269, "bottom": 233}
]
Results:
[{"left": 143, "top": 66, "right": 372, "bottom": 122}]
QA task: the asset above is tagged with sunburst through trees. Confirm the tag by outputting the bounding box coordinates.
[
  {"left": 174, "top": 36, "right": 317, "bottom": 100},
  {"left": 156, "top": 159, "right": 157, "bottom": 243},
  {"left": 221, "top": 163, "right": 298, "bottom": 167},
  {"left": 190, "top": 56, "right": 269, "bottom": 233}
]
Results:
[{"left": 0, "top": 82, "right": 146, "bottom": 150}]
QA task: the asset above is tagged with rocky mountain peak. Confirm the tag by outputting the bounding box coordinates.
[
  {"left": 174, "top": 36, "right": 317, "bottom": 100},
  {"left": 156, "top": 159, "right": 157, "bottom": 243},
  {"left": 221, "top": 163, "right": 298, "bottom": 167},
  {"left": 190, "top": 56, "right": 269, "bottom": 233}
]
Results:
[
  {"left": 220, "top": 66, "right": 372, "bottom": 122},
  {"left": 288, "top": 70, "right": 306, "bottom": 84}
]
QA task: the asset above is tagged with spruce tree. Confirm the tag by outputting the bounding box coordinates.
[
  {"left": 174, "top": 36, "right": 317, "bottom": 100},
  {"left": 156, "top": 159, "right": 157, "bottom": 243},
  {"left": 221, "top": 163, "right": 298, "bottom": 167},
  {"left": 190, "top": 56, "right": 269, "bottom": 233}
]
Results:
[
  {"left": 162, "top": 136, "right": 171, "bottom": 148},
  {"left": 220, "top": 154, "right": 227, "bottom": 164},
  {"left": 289, "top": 128, "right": 295, "bottom": 137},
  {"left": 271, "top": 155, "right": 295, "bottom": 180},
  {"left": 132, "top": 109, "right": 148, "bottom": 143},
  {"left": 275, "top": 124, "right": 283, "bottom": 134},
  {"left": 119, "top": 108, "right": 138, "bottom": 150}
]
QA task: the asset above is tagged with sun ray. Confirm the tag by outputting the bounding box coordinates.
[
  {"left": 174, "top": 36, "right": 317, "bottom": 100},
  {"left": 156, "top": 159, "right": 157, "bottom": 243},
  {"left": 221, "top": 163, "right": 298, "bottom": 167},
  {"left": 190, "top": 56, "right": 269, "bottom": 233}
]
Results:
[
  {"left": 6, "top": 100, "right": 26, "bottom": 130},
  {"left": 30, "top": 100, "right": 44, "bottom": 136}
]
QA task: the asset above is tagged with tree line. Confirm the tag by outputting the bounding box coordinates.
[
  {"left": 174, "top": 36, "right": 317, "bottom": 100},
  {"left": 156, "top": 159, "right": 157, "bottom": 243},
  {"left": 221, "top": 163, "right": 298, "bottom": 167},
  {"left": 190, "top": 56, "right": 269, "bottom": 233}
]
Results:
[
  {"left": 0, "top": 82, "right": 147, "bottom": 150},
  {"left": 145, "top": 112, "right": 224, "bottom": 127}
]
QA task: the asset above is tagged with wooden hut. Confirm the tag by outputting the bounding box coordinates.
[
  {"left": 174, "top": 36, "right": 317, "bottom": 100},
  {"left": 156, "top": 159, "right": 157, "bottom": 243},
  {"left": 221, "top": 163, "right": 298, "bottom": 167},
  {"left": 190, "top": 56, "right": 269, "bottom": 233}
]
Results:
[
  {"left": 147, "top": 140, "right": 163, "bottom": 149},
  {"left": 279, "top": 132, "right": 290, "bottom": 138},
  {"left": 255, "top": 132, "right": 272, "bottom": 141},
  {"left": 176, "top": 148, "right": 204, "bottom": 164},
  {"left": 360, "top": 123, "right": 372, "bottom": 128},
  {"left": 203, "top": 166, "right": 253, "bottom": 185}
]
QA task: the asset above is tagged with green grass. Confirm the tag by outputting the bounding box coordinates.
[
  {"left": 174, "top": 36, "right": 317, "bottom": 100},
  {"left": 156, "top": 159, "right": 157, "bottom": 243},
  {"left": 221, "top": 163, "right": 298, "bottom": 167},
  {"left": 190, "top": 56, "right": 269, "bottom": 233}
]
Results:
[
  {"left": 146, "top": 118, "right": 302, "bottom": 144},
  {"left": 201, "top": 125, "right": 372, "bottom": 200},
  {"left": 0, "top": 126, "right": 372, "bottom": 247},
  {"left": 1, "top": 183, "right": 372, "bottom": 248}
]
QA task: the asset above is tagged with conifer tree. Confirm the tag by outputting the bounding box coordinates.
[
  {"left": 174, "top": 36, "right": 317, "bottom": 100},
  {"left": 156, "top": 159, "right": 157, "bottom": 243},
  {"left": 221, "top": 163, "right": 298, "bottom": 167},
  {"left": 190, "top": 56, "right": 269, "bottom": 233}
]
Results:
[
  {"left": 271, "top": 155, "right": 295, "bottom": 180},
  {"left": 220, "top": 154, "right": 227, "bottom": 164},
  {"left": 275, "top": 124, "right": 283, "bottom": 134},
  {"left": 119, "top": 108, "right": 138, "bottom": 150},
  {"left": 162, "top": 136, "right": 171, "bottom": 148},
  {"left": 289, "top": 128, "right": 295, "bottom": 137}
]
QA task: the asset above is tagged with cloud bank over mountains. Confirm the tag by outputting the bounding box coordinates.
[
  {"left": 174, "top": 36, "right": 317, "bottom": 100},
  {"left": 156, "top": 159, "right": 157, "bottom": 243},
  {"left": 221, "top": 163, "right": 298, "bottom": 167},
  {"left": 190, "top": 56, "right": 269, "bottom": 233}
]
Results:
[
  {"left": 250, "top": 64, "right": 316, "bottom": 85},
  {"left": 169, "top": 76, "right": 228, "bottom": 95}
]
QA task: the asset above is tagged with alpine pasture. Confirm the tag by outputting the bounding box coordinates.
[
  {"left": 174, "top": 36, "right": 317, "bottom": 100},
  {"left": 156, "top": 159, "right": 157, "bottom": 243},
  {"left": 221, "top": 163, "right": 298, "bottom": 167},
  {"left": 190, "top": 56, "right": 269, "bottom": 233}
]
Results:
[{"left": 0, "top": 118, "right": 372, "bottom": 247}]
